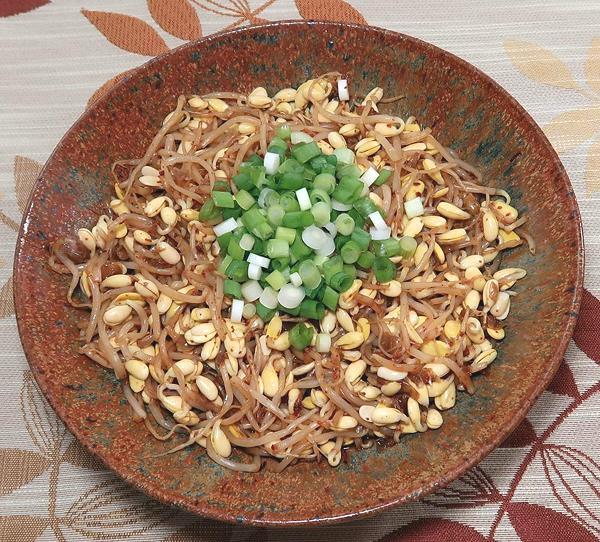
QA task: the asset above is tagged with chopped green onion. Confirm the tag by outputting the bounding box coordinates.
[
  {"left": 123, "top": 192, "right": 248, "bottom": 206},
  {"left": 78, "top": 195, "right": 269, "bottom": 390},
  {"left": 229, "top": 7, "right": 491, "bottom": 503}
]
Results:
[
  {"left": 340, "top": 239, "right": 361, "bottom": 264},
  {"left": 350, "top": 228, "right": 371, "bottom": 251},
  {"left": 343, "top": 263, "right": 357, "bottom": 282},
  {"left": 373, "top": 256, "right": 396, "bottom": 282},
  {"left": 265, "top": 269, "right": 287, "bottom": 291},
  {"left": 335, "top": 213, "right": 355, "bottom": 236},
  {"left": 332, "top": 176, "right": 363, "bottom": 204},
  {"left": 232, "top": 171, "right": 253, "bottom": 191},
  {"left": 258, "top": 187, "right": 279, "bottom": 208},
  {"left": 271, "top": 257, "right": 290, "bottom": 271},
  {"left": 322, "top": 286, "right": 340, "bottom": 311},
  {"left": 374, "top": 167, "right": 393, "bottom": 186},
  {"left": 353, "top": 197, "right": 380, "bottom": 218},
  {"left": 316, "top": 332, "right": 332, "bottom": 353},
  {"left": 234, "top": 189, "right": 255, "bottom": 210},
  {"left": 259, "top": 286, "right": 279, "bottom": 309},
  {"left": 313, "top": 254, "right": 329, "bottom": 268},
  {"left": 198, "top": 198, "right": 222, "bottom": 223},
  {"left": 309, "top": 188, "right": 331, "bottom": 206},
  {"left": 333, "top": 147, "right": 355, "bottom": 164},
  {"left": 222, "top": 207, "right": 242, "bottom": 220},
  {"left": 313, "top": 173, "right": 336, "bottom": 194},
  {"left": 217, "top": 231, "right": 233, "bottom": 251},
  {"left": 266, "top": 204, "right": 285, "bottom": 226},
  {"left": 322, "top": 255, "right": 343, "bottom": 284},
  {"left": 279, "top": 171, "right": 305, "bottom": 190},
  {"left": 290, "top": 272, "right": 302, "bottom": 286},
  {"left": 275, "top": 226, "right": 296, "bottom": 245},
  {"left": 213, "top": 217, "right": 239, "bottom": 237},
  {"left": 404, "top": 197, "right": 424, "bottom": 219},
  {"left": 227, "top": 237, "right": 245, "bottom": 260},
  {"left": 291, "top": 131, "right": 313, "bottom": 145},
  {"left": 296, "top": 187, "right": 312, "bottom": 211},
  {"left": 218, "top": 254, "right": 233, "bottom": 275},
  {"left": 297, "top": 299, "right": 325, "bottom": 320},
  {"left": 278, "top": 157, "right": 303, "bottom": 175},
  {"left": 357, "top": 251, "right": 375, "bottom": 269},
  {"left": 266, "top": 238, "right": 290, "bottom": 259},
  {"left": 289, "top": 323, "right": 314, "bottom": 350},
  {"left": 256, "top": 302, "right": 276, "bottom": 322},
  {"left": 329, "top": 271, "right": 353, "bottom": 292},
  {"left": 279, "top": 193, "right": 301, "bottom": 212},
  {"left": 290, "top": 236, "right": 312, "bottom": 262},
  {"left": 223, "top": 279, "right": 242, "bottom": 299},
  {"left": 248, "top": 252, "right": 270, "bottom": 268},
  {"left": 278, "top": 284, "right": 305, "bottom": 309},
  {"left": 291, "top": 141, "right": 321, "bottom": 163},
  {"left": 282, "top": 211, "right": 314, "bottom": 228},
  {"left": 398, "top": 235, "right": 418, "bottom": 258},
  {"left": 299, "top": 260, "right": 321, "bottom": 289},
  {"left": 244, "top": 154, "right": 263, "bottom": 166},
  {"left": 239, "top": 233, "right": 255, "bottom": 251},
  {"left": 242, "top": 303, "right": 256, "bottom": 319},
  {"left": 241, "top": 207, "right": 265, "bottom": 230},
  {"left": 225, "top": 260, "right": 249, "bottom": 282},
  {"left": 337, "top": 163, "right": 361, "bottom": 179},
  {"left": 310, "top": 201, "right": 331, "bottom": 226},
  {"left": 248, "top": 262, "right": 262, "bottom": 280},
  {"left": 277, "top": 124, "right": 292, "bottom": 140},
  {"left": 253, "top": 221, "right": 274, "bottom": 240}
]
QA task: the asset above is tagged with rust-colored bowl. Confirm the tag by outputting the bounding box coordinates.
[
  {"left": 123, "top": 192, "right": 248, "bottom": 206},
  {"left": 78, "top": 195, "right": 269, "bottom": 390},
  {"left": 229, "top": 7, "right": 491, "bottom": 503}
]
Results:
[{"left": 14, "top": 21, "right": 583, "bottom": 526}]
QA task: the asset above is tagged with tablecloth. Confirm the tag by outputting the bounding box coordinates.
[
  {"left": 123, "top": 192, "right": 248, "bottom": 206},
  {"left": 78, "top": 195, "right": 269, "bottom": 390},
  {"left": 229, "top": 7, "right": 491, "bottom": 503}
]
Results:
[{"left": 1, "top": 1, "right": 599, "bottom": 540}]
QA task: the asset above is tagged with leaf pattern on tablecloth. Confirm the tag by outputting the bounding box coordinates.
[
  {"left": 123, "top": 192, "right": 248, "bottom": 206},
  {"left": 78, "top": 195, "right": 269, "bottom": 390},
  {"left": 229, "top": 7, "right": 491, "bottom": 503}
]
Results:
[
  {"left": 62, "top": 478, "right": 175, "bottom": 538},
  {"left": 0, "top": 155, "right": 42, "bottom": 319},
  {"left": 585, "top": 137, "right": 600, "bottom": 196},
  {"left": 83, "top": 1, "right": 275, "bottom": 104},
  {"left": 81, "top": 10, "right": 169, "bottom": 56},
  {"left": 542, "top": 106, "right": 600, "bottom": 154},
  {"left": 0, "top": 0, "right": 50, "bottom": 18},
  {"left": 0, "top": 449, "right": 50, "bottom": 496},
  {"left": 505, "top": 40, "right": 579, "bottom": 90},
  {"left": 19, "top": 371, "right": 67, "bottom": 457},
  {"left": 0, "top": 516, "right": 49, "bottom": 541},
  {"left": 148, "top": 0, "right": 202, "bottom": 40},
  {"left": 573, "top": 289, "right": 600, "bottom": 363},
  {"left": 295, "top": 0, "right": 366, "bottom": 24},
  {"left": 0, "top": 277, "right": 14, "bottom": 318},
  {"left": 14, "top": 155, "right": 42, "bottom": 215},
  {"left": 380, "top": 518, "right": 487, "bottom": 541},
  {"left": 500, "top": 417, "right": 537, "bottom": 448},
  {"left": 87, "top": 69, "right": 134, "bottom": 108},
  {"left": 506, "top": 40, "right": 600, "bottom": 193},
  {"left": 422, "top": 466, "right": 502, "bottom": 508},
  {"left": 161, "top": 520, "right": 234, "bottom": 541},
  {"left": 585, "top": 38, "right": 600, "bottom": 94},
  {"left": 547, "top": 359, "right": 579, "bottom": 398},
  {"left": 61, "top": 438, "right": 105, "bottom": 471},
  {"left": 507, "top": 503, "right": 597, "bottom": 542},
  {"left": 540, "top": 445, "right": 600, "bottom": 535}
]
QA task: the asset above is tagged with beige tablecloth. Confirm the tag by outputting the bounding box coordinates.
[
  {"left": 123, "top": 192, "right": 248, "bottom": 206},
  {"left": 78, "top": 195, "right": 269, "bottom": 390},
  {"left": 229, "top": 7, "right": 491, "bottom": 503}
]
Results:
[{"left": 1, "top": 1, "right": 599, "bottom": 540}]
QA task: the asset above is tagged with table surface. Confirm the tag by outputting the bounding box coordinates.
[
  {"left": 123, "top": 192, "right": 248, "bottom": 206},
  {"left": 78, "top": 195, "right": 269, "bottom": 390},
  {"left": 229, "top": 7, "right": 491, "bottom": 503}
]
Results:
[{"left": 1, "top": 1, "right": 599, "bottom": 540}]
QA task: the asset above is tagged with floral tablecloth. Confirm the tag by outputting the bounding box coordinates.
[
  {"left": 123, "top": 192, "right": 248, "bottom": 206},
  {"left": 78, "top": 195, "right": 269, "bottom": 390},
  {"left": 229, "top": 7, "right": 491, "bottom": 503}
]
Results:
[{"left": 1, "top": 1, "right": 599, "bottom": 540}]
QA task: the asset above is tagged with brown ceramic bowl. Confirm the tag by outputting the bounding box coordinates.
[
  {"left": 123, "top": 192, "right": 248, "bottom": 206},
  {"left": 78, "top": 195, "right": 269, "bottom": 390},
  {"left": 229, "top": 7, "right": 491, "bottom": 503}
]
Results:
[{"left": 14, "top": 21, "right": 583, "bottom": 526}]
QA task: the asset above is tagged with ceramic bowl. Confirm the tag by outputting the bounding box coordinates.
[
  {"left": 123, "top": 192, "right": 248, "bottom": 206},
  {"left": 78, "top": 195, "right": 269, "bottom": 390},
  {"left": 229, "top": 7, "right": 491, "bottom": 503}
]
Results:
[{"left": 14, "top": 21, "right": 583, "bottom": 526}]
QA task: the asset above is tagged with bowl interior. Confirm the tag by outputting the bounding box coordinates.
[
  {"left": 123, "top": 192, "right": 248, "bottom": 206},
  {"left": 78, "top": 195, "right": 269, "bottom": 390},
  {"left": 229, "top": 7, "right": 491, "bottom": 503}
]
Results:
[{"left": 14, "top": 21, "right": 582, "bottom": 526}]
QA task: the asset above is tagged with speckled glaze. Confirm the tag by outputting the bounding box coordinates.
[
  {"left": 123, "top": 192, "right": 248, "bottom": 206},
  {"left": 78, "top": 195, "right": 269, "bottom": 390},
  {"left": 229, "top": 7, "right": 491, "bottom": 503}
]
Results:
[{"left": 14, "top": 21, "right": 583, "bottom": 526}]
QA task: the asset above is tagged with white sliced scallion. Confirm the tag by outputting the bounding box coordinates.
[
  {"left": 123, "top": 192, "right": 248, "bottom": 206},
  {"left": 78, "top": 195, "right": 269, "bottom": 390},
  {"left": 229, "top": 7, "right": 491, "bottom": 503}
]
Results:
[
  {"left": 230, "top": 299, "right": 244, "bottom": 323},
  {"left": 212, "top": 217, "right": 238, "bottom": 237}
]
